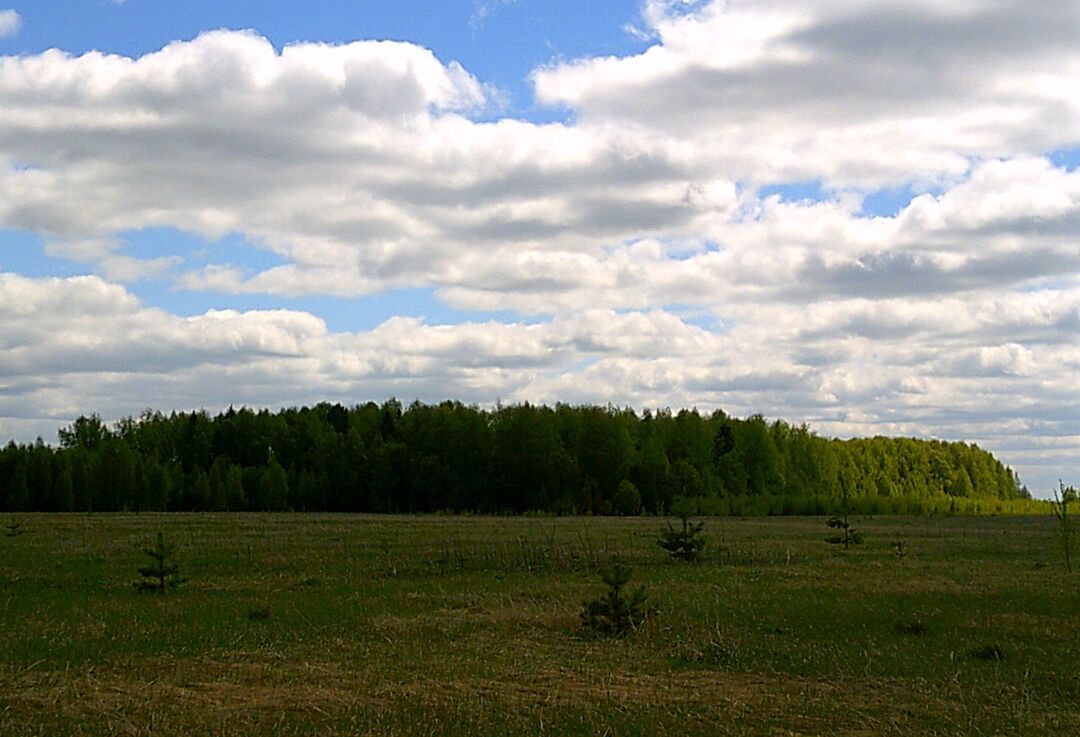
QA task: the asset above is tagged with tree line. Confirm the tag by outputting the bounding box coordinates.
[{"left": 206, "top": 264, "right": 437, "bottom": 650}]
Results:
[{"left": 0, "top": 400, "right": 1037, "bottom": 515}]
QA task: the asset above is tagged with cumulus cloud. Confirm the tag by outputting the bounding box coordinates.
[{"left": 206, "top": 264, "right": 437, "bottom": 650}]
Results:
[
  {"left": 1, "top": 273, "right": 1076, "bottom": 493},
  {"left": 0, "top": 2, "right": 1078, "bottom": 493},
  {"left": 535, "top": 0, "right": 1080, "bottom": 188},
  {"left": 0, "top": 25, "right": 1075, "bottom": 308},
  {"left": 0, "top": 10, "right": 19, "bottom": 38}
]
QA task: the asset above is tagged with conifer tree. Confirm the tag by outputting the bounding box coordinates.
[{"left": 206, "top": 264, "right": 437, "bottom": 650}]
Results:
[
  {"left": 659, "top": 513, "right": 706, "bottom": 560},
  {"left": 137, "top": 532, "right": 182, "bottom": 593},
  {"left": 7, "top": 465, "right": 29, "bottom": 512},
  {"left": 826, "top": 513, "right": 863, "bottom": 549},
  {"left": 580, "top": 564, "right": 654, "bottom": 636}
]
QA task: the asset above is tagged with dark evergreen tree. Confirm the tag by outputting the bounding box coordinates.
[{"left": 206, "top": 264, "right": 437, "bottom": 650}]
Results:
[
  {"left": 580, "top": 564, "right": 654, "bottom": 636},
  {"left": 137, "top": 532, "right": 182, "bottom": 593},
  {"left": 7, "top": 464, "right": 29, "bottom": 512},
  {"left": 659, "top": 509, "right": 706, "bottom": 561}
]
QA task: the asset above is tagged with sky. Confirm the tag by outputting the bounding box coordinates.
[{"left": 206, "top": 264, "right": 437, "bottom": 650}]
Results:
[{"left": 0, "top": 0, "right": 1077, "bottom": 497}]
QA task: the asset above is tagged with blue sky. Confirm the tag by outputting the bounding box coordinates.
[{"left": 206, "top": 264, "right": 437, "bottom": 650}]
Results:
[{"left": 0, "top": 1, "right": 1077, "bottom": 495}]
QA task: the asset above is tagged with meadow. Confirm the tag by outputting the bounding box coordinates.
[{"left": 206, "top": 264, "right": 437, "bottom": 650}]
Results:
[{"left": 0, "top": 513, "right": 1076, "bottom": 736}]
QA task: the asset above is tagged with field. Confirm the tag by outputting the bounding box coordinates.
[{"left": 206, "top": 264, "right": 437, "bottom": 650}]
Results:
[{"left": 0, "top": 514, "right": 1076, "bottom": 736}]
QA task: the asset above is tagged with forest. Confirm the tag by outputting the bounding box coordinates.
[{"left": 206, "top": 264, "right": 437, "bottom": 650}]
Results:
[{"left": 0, "top": 400, "right": 1036, "bottom": 515}]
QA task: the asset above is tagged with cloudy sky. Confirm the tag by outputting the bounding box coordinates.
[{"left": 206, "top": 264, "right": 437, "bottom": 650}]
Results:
[{"left": 0, "top": 0, "right": 1077, "bottom": 495}]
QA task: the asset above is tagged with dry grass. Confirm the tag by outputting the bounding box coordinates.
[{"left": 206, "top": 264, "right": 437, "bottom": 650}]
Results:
[{"left": 0, "top": 658, "right": 958, "bottom": 734}]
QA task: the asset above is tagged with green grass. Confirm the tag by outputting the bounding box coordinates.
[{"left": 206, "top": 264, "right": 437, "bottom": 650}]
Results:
[{"left": 0, "top": 514, "right": 1076, "bottom": 735}]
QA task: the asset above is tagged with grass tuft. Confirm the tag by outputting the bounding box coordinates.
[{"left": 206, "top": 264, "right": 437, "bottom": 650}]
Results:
[
  {"left": 893, "top": 620, "right": 927, "bottom": 636},
  {"left": 246, "top": 605, "right": 272, "bottom": 621},
  {"left": 969, "top": 644, "right": 1007, "bottom": 662}
]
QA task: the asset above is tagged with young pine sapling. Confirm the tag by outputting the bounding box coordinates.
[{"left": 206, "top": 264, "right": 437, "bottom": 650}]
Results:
[
  {"left": 825, "top": 513, "right": 863, "bottom": 549},
  {"left": 137, "top": 531, "right": 183, "bottom": 593}
]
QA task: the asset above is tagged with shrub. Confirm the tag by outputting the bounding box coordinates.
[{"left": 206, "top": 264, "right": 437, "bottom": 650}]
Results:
[
  {"left": 580, "top": 564, "right": 654, "bottom": 637},
  {"left": 893, "top": 620, "right": 926, "bottom": 636},
  {"left": 970, "top": 644, "right": 1006, "bottom": 662},
  {"left": 247, "top": 605, "right": 271, "bottom": 621}
]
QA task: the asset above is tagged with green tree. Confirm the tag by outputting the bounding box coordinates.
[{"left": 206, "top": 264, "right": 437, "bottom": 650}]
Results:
[
  {"left": 7, "top": 464, "right": 29, "bottom": 512},
  {"left": 947, "top": 467, "right": 975, "bottom": 498},
  {"left": 143, "top": 462, "right": 171, "bottom": 511},
  {"left": 632, "top": 430, "right": 671, "bottom": 514},
  {"left": 612, "top": 479, "right": 642, "bottom": 516},
  {"left": 58, "top": 414, "right": 109, "bottom": 451},
  {"left": 262, "top": 458, "right": 289, "bottom": 511},
  {"left": 186, "top": 469, "right": 211, "bottom": 511},
  {"left": 52, "top": 464, "right": 75, "bottom": 512}
]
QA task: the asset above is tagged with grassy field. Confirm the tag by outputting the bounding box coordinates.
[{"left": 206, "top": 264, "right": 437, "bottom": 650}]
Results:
[{"left": 0, "top": 513, "right": 1076, "bottom": 736}]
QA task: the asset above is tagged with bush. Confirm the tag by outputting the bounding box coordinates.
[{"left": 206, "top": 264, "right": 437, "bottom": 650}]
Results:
[{"left": 580, "top": 564, "right": 655, "bottom": 637}]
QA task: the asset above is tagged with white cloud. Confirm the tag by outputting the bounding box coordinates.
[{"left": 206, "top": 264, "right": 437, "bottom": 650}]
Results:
[
  {"left": 0, "top": 21, "right": 1074, "bottom": 306},
  {"left": 0, "top": 4, "right": 1078, "bottom": 493},
  {"left": 535, "top": 0, "right": 1080, "bottom": 188},
  {"left": 1, "top": 273, "right": 1076, "bottom": 494},
  {"left": 0, "top": 10, "right": 19, "bottom": 38}
]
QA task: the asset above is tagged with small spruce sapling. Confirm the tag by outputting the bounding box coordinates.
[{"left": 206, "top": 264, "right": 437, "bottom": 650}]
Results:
[
  {"left": 659, "top": 497, "right": 706, "bottom": 561},
  {"left": 137, "top": 532, "right": 183, "bottom": 593},
  {"left": 659, "top": 517, "right": 706, "bottom": 560},
  {"left": 580, "top": 564, "right": 655, "bottom": 637},
  {"left": 1050, "top": 481, "right": 1077, "bottom": 572}
]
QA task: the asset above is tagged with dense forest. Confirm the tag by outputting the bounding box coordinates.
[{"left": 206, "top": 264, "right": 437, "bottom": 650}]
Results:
[{"left": 0, "top": 401, "right": 1037, "bottom": 516}]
